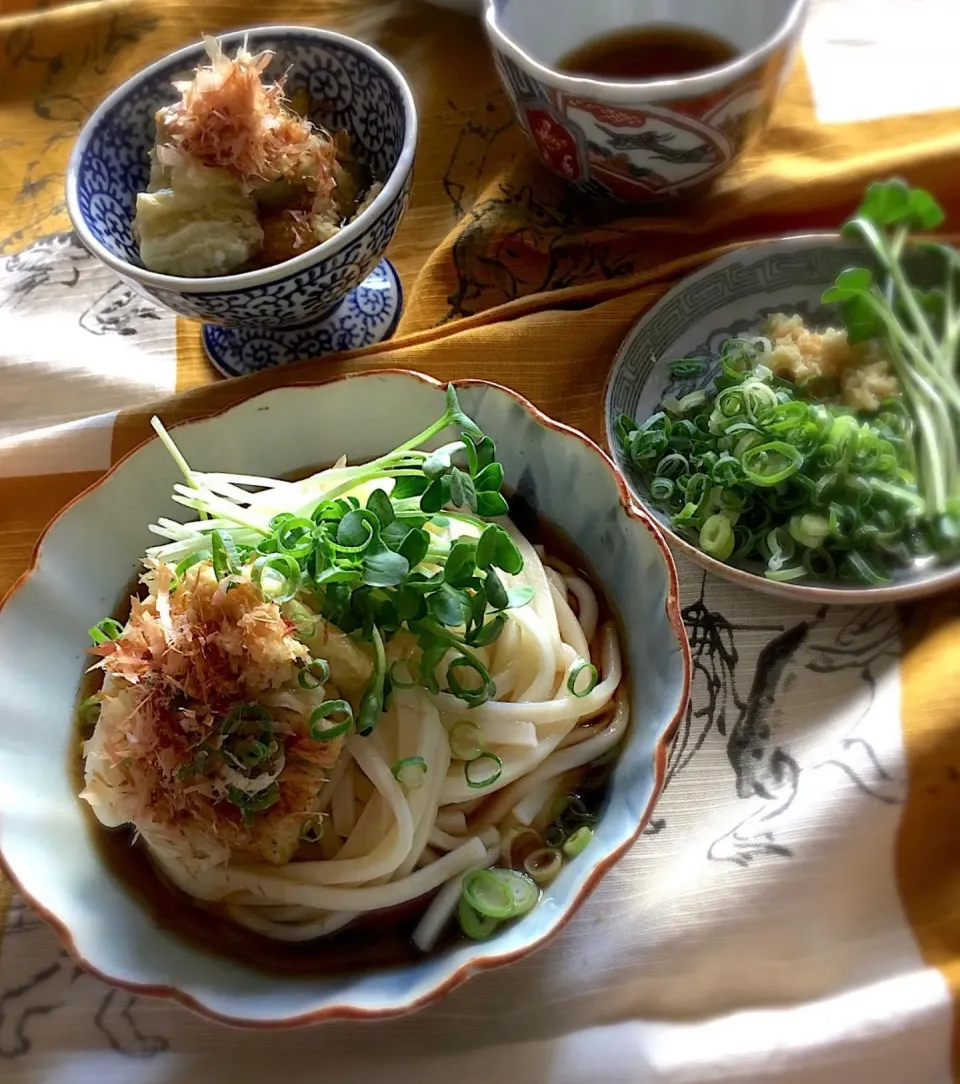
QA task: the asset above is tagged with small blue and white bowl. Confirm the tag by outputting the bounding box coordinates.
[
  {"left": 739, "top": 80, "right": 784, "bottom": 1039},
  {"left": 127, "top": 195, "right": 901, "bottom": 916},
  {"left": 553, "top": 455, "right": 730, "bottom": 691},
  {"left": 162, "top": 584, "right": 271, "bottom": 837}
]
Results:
[{"left": 66, "top": 26, "right": 418, "bottom": 378}]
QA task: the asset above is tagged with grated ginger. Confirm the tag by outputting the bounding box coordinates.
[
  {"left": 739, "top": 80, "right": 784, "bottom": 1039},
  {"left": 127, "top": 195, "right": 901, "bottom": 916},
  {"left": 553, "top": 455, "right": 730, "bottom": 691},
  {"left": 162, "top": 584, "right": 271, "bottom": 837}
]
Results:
[{"left": 764, "top": 312, "right": 901, "bottom": 412}]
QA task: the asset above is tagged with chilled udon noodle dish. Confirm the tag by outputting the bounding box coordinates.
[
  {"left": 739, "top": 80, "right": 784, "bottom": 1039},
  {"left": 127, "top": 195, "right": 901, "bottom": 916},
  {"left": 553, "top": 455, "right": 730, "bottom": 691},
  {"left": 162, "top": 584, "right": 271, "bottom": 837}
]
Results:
[
  {"left": 133, "top": 36, "right": 382, "bottom": 277},
  {"left": 79, "top": 389, "right": 627, "bottom": 952}
]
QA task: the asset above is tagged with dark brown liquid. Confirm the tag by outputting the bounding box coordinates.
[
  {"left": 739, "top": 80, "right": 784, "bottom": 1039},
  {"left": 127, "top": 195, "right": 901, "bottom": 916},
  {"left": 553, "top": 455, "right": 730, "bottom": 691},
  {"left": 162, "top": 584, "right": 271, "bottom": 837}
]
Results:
[
  {"left": 558, "top": 25, "right": 737, "bottom": 81},
  {"left": 73, "top": 496, "right": 626, "bottom": 976}
]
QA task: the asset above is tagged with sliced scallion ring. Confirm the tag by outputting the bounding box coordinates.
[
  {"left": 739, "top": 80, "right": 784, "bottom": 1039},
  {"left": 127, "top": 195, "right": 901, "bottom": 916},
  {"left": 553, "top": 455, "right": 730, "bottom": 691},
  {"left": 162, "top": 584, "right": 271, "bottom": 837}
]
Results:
[
  {"left": 87, "top": 618, "right": 124, "bottom": 647},
  {"left": 523, "top": 847, "right": 563, "bottom": 885},
  {"left": 309, "top": 700, "right": 353, "bottom": 741},
  {"left": 283, "top": 600, "right": 318, "bottom": 640},
  {"left": 447, "top": 656, "right": 493, "bottom": 706},
  {"left": 252, "top": 554, "right": 301, "bottom": 603},
  {"left": 461, "top": 869, "right": 516, "bottom": 919},
  {"left": 210, "top": 529, "right": 234, "bottom": 580},
  {"left": 562, "top": 826, "right": 594, "bottom": 858},
  {"left": 392, "top": 755, "right": 428, "bottom": 789},
  {"left": 764, "top": 565, "right": 808, "bottom": 582},
  {"left": 567, "top": 660, "right": 598, "bottom": 698},
  {"left": 227, "top": 781, "right": 280, "bottom": 825},
  {"left": 175, "top": 550, "right": 211, "bottom": 580},
  {"left": 563, "top": 795, "right": 591, "bottom": 824},
  {"left": 448, "top": 720, "right": 485, "bottom": 762},
  {"left": 543, "top": 825, "right": 565, "bottom": 849},
  {"left": 222, "top": 703, "right": 272, "bottom": 735},
  {"left": 77, "top": 694, "right": 101, "bottom": 730},
  {"left": 457, "top": 896, "right": 500, "bottom": 940},
  {"left": 485, "top": 868, "right": 539, "bottom": 916},
  {"left": 464, "top": 752, "right": 502, "bottom": 789},
  {"left": 300, "top": 816, "right": 324, "bottom": 843},
  {"left": 275, "top": 517, "right": 317, "bottom": 560},
  {"left": 298, "top": 659, "right": 330, "bottom": 690}
]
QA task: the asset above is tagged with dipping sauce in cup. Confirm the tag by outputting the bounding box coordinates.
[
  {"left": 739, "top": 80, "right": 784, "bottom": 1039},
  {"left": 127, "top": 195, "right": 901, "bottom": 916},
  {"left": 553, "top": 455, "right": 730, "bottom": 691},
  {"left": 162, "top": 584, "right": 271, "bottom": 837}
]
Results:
[
  {"left": 557, "top": 26, "right": 738, "bottom": 82},
  {"left": 484, "top": 0, "right": 809, "bottom": 203}
]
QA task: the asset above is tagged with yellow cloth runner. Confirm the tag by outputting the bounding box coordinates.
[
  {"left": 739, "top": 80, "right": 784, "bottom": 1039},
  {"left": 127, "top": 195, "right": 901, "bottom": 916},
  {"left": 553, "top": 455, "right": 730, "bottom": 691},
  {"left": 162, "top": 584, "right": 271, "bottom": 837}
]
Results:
[{"left": 3, "top": 0, "right": 960, "bottom": 1077}]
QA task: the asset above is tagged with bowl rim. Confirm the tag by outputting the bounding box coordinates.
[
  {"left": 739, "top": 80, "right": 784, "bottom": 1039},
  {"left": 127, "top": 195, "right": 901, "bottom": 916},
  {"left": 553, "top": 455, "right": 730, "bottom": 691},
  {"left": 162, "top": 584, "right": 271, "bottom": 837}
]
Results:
[
  {"left": 604, "top": 230, "right": 960, "bottom": 604},
  {"left": 65, "top": 25, "right": 418, "bottom": 295},
  {"left": 0, "top": 369, "right": 692, "bottom": 1028},
  {"left": 483, "top": 0, "right": 808, "bottom": 104}
]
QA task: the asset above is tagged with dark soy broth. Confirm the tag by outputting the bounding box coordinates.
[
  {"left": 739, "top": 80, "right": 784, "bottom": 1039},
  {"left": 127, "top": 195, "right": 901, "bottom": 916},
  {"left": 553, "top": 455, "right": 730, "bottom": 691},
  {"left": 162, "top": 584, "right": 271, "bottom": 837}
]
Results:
[
  {"left": 557, "top": 25, "right": 737, "bottom": 81},
  {"left": 74, "top": 493, "right": 627, "bottom": 976}
]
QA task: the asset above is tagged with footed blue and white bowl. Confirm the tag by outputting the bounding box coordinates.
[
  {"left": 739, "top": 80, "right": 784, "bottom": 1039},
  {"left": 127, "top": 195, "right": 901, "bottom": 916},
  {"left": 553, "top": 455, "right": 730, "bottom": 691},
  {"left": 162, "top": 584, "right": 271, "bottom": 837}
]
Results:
[
  {"left": 66, "top": 26, "right": 417, "bottom": 377},
  {"left": 0, "top": 373, "right": 689, "bottom": 1027}
]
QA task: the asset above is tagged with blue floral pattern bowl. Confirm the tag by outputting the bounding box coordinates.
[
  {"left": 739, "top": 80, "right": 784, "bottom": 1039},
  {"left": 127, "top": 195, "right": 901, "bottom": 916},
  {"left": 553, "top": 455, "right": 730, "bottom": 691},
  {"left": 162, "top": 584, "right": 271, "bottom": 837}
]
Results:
[
  {"left": 0, "top": 372, "right": 689, "bottom": 1026},
  {"left": 66, "top": 26, "right": 417, "bottom": 370}
]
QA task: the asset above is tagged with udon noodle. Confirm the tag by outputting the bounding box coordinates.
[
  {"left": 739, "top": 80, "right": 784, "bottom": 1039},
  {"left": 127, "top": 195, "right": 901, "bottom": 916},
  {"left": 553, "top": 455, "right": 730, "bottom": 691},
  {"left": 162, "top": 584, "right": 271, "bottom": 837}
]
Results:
[{"left": 79, "top": 391, "right": 626, "bottom": 952}]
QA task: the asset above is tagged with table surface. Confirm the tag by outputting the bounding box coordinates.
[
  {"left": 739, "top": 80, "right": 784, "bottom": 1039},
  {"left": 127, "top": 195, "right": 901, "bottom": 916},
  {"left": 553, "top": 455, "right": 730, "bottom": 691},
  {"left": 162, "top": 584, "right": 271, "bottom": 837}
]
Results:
[{"left": 2, "top": 1, "right": 960, "bottom": 1081}]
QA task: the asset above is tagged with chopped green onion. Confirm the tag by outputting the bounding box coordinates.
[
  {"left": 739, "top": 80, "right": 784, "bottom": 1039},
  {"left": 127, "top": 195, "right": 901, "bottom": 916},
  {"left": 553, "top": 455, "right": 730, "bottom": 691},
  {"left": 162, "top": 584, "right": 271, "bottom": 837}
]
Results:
[
  {"left": 309, "top": 700, "right": 353, "bottom": 741},
  {"left": 842, "top": 550, "right": 892, "bottom": 586},
  {"left": 668, "top": 358, "right": 705, "bottom": 378},
  {"left": 447, "top": 656, "right": 494, "bottom": 706},
  {"left": 78, "top": 694, "right": 101, "bottom": 730},
  {"left": 457, "top": 895, "right": 500, "bottom": 940},
  {"left": 676, "top": 390, "right": 709, "bottom": 413},
  {"left": 764, "top": 565, "right": 808, "bottom": 582},
  {"left": 222, "top": 703, "right": 272, "bottom": 734},
  {"left": 483, "top": 868, "right": 539, "bottom": 916},
  {"left": 789, "top": 512, "right": 831, "bottom": 549},
  {"left": 567, "top": 660, "right": 598, "bottom": 698},
  {"left": 559, "top": 796, "right": 594, "bottom": 828},
  {"left": 392, "top": 755, "right": 428, "bottom": 789},
  {"left": 252, "top": 554, "right": 301, "bottom": 603},
  {"left": 300, "top": 816, "right": 324, "bottom": 843},
  {"left": 461, "top": 869, "right": 516, "bottom": 919},
  {"left": 803, "top": 547, "right": 836, "bottom": 579},
  {"left": 175, "top": 550, "right": 210, "bottom": 580},
  {"left": 210, "top": 530, "right": 235, "bottom": 580},
  {"left": 543, "top": 825, "right": 566, "bottom": 848},
  {"left": 283, "top": 600, "right": 318, "bottom": 639},
  {"left": 741, "top": 441, "right": 804, "bottom": 486},
  {"left": 177, "top": 749, "right": 209, "bottom": 779},
  {"left": 699, "top": 513, "right": 735, "bottom": 560},
  {"left": 614, "top": 318, "right": 942, "bottom": 587},
  {"left": 449, "top": 720, "right": 485, "bottom": 762},
  {"left": 465, "top": 752, "right": 503, "bottom": 789},
  {"left": 226, "top": 782, "right": 280, "bottom": 825},
  {"left": 523, "top": 847, "right": 563, "bottom": 885},
  {"left": 228, "top": 737, "right": 273, "bottom": 769},
  {"left": 275, "top": 517, "right": 316, "bottom": 560},
  {"left": 562, "top": 826, "right": 594, "bottom": 858},
  {"left": 298, "top": 659, "right": 330, "bottom": 690},
  {"left": 87, "top": 618, "right": 124, "bottom": 646}
]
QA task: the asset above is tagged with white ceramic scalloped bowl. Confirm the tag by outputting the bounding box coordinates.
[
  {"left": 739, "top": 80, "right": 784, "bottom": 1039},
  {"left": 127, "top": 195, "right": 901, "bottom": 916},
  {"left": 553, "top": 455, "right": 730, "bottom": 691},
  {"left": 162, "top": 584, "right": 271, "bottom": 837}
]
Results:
[{"left": 0, "top": 372, "right": 689, "bottom": 1026}]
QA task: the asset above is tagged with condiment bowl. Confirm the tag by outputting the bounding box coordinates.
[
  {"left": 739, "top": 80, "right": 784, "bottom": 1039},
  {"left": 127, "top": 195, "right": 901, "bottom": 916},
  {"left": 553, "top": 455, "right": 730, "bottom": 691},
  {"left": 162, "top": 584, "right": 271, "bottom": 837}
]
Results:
[
  {"left": 605, "top": 234, "right": 960, "bottom": 603},
  {"left": 0, "top": 371, "right": 689, "bottom": 1026},
  {"left": 484, "top": 0, "right": 807, "bottom": 202},
  {"left": 66, "top": 26, "right": 417, "bottom": 378}
]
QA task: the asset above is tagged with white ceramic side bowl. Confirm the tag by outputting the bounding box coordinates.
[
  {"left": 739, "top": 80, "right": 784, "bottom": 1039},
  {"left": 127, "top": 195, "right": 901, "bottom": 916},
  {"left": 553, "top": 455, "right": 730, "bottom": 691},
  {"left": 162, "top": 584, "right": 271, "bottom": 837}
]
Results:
[{"left": 0, "top": 373, "right": 689, "bottom": 1026}]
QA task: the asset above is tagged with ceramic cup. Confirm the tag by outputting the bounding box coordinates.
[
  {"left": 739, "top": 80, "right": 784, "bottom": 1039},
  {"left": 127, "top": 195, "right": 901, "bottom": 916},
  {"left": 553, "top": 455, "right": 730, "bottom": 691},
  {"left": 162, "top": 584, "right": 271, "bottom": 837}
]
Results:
[{"left": 484, "top": 0, "right": 808, "bottom": 202}]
